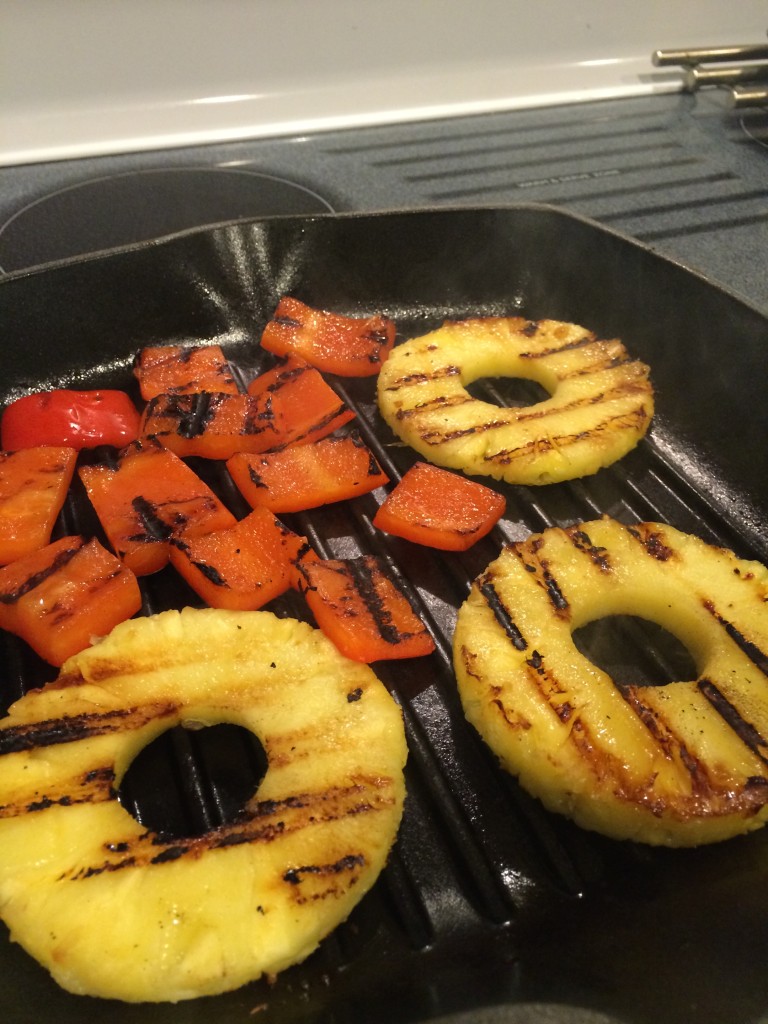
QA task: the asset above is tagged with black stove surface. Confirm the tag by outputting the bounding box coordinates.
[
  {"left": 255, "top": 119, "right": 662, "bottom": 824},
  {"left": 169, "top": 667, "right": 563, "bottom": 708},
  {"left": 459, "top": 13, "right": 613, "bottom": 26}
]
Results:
[
  {"left": 1, "top": 90, "right": 767, "bottom": 314},
  {"left": 0, "top": 168, "right": 332, "bottom": 272}
]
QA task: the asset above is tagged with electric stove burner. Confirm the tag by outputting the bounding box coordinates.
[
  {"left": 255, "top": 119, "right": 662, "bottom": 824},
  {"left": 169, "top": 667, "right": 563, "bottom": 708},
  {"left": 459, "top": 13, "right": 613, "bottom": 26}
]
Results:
[{"left": 0, "top": 167, "right": 334, "bottom": 274}]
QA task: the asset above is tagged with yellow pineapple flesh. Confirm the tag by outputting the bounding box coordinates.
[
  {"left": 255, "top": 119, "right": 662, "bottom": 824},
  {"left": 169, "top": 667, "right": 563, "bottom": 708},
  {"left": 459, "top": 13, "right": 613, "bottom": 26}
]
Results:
[
  {"left": 0, "top": 607, "right": 407, "bottom": 1002},
  {"left": 453, "top": 518, "right": 768, "bottom": 846},
  {"left": 377, "top": 317, "right": 654, "bottom": 485}
]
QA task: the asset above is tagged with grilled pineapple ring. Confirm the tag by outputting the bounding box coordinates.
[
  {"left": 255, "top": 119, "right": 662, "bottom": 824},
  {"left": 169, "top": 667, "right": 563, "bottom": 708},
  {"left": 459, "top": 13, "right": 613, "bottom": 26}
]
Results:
[
  {"left": 453, "top": 518, "right": 768, "bottom": 846},
  {"left": 0, "top": 607, "right": 407, "bottom": 1003},
  {"left": 377, "top": 317, "right": 654, "bottom": 485}
]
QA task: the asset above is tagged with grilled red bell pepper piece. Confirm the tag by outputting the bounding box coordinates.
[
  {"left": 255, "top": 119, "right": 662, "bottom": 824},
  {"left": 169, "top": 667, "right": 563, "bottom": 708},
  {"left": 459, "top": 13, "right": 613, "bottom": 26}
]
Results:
[
  {"left": 260, "top": 297, "right": 396, "bottom": 377},
  {"left": 0, "top": 446, "right": 77, "bottom": 565},
  {"left": 296, "top": 554, "right": 435, "bottom": 663},
  {"left": 0, "top": 535, "right": 142, "bottom": 666},
  {"left": 133, "top": 343, "right": 239, "bottom": 400},
  {"left": 245, "top": 355, "right": 355, "bottom": 448},
  {"left": 78, "top": 439, "right": 236, "bottom": 576},
  {"left": 139, "top": 391, "right": 275, "bottom": 460},
  {"left": 1, "top": 389, "right": 140, "bottom": 450},
  {"left": 227, "top": 432, "right": 388, "bottom": 514},
  {"left": 169, "top": 506, "right": 295, "bottom": 611},
  {"left": 373, "top": 461, "right": 506, "bottom": 551}
]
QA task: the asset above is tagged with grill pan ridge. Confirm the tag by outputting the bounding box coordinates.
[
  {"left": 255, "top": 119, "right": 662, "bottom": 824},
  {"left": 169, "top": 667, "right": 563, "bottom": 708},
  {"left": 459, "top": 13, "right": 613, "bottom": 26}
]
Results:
[{"left": 1, "top": 205, "right": 768, "bottom": 1024}]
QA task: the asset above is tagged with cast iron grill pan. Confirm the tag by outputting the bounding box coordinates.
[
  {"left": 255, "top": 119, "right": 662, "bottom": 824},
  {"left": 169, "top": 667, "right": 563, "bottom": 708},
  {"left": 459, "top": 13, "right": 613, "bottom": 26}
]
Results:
[{"left": 1, "top": 206, "right": 767, "bottom": 1024}]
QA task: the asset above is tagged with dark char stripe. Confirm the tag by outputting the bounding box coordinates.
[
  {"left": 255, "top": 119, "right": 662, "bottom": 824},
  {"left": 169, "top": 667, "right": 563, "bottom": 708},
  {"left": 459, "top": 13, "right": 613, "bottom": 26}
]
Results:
[
  {"left": 484, "top": 407, "right": 649, "bottom": 462},
  {"left": 519, "top": 331, "right": 596, "bottom": 356},
  {"left": 130, "top": 495, "right": 174, "bottom": 542},
  {"left": 64, "top": 784, "right": 387, "bottom": 879},
  {"left": 567, "top": 528, "right": 611, "bottom": 571},
  {"left": 0, "top": 540, "right": 83, "bottom": 604},
  {"left": 698, "top": 677, "right": 768, "bottom": 763},
  {"left": 479, "top": 576, "right": 528, "bottom": 650},
  {"left": 703, "top": 601, "right": 768, "bottom": 677},
  {"left": 351, "top": 557, "right": 414, "bottom": 645},
  {"left": 283, "top": 853, "right": 366, "bottom": 884},
  {"left": 0, "top": 706, "right": 175, "bottom": 755}
]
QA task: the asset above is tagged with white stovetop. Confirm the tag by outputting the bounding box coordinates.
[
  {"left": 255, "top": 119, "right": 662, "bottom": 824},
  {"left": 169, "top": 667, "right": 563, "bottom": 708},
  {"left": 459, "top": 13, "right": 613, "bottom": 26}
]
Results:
[{"left": 2, "top": 0, "right": 767, "bottom": 168}]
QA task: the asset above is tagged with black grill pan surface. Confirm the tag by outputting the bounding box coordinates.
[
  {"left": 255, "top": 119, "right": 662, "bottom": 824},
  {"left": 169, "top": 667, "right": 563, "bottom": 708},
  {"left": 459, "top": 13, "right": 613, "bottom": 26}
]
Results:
[{"left": 1, "top": 205, "right": 767, "bottom": 1024}]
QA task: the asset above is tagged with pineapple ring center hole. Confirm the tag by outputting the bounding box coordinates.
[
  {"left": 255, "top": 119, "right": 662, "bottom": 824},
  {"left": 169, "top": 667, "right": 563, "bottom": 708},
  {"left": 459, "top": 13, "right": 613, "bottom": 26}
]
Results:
[
  {"left": 572, "top": 614, "right": 698, "bottom": 689},
  {"left": 118, "top": 722, "right": 268, "bottom": 839},
  {"left": 466, "top": 375, "right": 551, "bottom": 409}
]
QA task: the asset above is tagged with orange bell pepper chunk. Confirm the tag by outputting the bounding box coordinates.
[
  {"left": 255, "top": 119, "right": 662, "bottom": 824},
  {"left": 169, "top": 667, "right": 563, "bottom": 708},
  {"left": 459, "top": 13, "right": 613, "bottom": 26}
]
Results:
[
  {"left": 133, "top": 344, "right": 239, "bottom": 400},
  {"left": 0, "top": 446, "right": 77, "bottom": 565},
  {"left": 260, "top": 297, "right": 396, "bottom": 377},
  {"left": 373, "top": 461, "right": 506, "bottom": 551},
  {"left": 0, "top": 535, "right": 142, "bottom": 666},
  {"left": 139, "top": 391, "right": 281, "bottom": 460},
  {"left": 169, "top": 506, "right": 295, "bottom": 611},
  {"left": 297, "top": 554, "right": 435, "bottom": 663},
  {"left": 79, "top": 439, "right": 236, "bottom": 576},
  {"left": 226, "top": 433, "right": 388, "bottom": 514},
  {"left": 283, "top": 529, "right": 322, "bottom": 593},
  {"left": 245, "top": 355, "right": 355, "bottom": 448}
]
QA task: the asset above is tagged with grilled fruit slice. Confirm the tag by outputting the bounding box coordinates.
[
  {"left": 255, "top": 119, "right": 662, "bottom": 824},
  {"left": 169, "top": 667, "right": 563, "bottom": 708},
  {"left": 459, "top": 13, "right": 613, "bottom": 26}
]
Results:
[
  {"left": 377, "top": 317, "right": 654, "bottom": 485},
  {"left": 0, "top": 607, "right": 407, "bottom": 1002},
  {"left": 453, "top": 518, "right": 768, "bottom": 846}
]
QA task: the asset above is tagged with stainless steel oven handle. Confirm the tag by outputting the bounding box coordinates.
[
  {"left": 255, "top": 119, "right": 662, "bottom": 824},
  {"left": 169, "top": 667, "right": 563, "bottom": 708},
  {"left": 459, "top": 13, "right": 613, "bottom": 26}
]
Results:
[
  {"left": 683, "top": 63, "right": 768, "bottom": 90},
  {"left": 653, "top": 43, "right": 768, "bottom": 66},
  {"left": 729, "top": 83, "right": 768, "bottom": 108}
]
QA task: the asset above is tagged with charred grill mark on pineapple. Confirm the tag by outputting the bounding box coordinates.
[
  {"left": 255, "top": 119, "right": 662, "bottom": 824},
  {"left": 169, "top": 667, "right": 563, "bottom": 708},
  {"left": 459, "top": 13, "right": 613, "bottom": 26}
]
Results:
[
  {"left": 484, "top": 407, "right": 651, "bottom": 465},
  {"left": 505, "top": 649, "right": 767, "bottom": 816},
  {"left": 283, "top": 853, "right": 367, "bottom": 903},
  {"left": 493, "top": 378, "right": 645, "bottom": 420},
  {"left": 59, "top": 779, "right": 397, "bottom": 881},
  {"left": 420, "top": 417, "right": 510, "bottom": 445},
  {"left": 620, "top": 686, "right": 768, "bottom": 814},
  {"left": 490, "top": 697, "right": 532, "bottom": 732},
  {"left": 523, "top": 648, "right": 574, "bottom": 723},
  {"left": 621, "top": 687, "right": 708, "bottom": 786},
  {"left": 397, "top": 375, "right": 650, "bottom": 447},
  {"left": 478, "top": 574, "right": 528, "bottom": 650},
  {"left": 0, "top": 705, "right": 177, "bottom": 755},
  {"left": 567, "top": 527, "right": 611, "bottom": 571},
  {"left": 512, "top": 543, "right": 571, "bottom": 613},
  {"left": 393, "top": 393, "right": 473, "bottom": 421},
  {"left": 0, "top": 766, "right": 117, "bottom": 819},
  {"left": 698, "top": 677, "right": 768, "bottom": 764},
  {"left": 702, "top": 600, "right": 768, "bottom": 676},
  {"left": 517, "top": 328, "right": 596, "bottom": 354},
  {"left": 627, "top": 523, "right": 676, "bottom": 562},
  {"left": 558, "top": 679, "right": 767, "bottom": 817},
  {"left": 380, "top": 364, "right": 461, "bottom": 391},
  {"left": 283, "top": 853, "right": 366, "bottom": 885}
]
